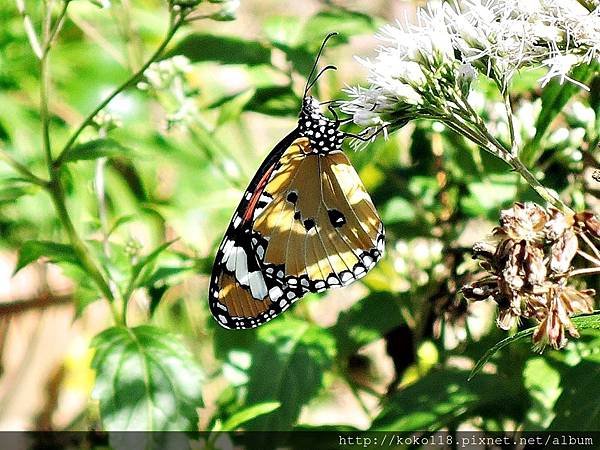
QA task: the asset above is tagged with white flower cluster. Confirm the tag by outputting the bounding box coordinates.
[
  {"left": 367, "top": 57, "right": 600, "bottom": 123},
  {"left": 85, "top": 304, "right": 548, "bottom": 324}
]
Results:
[
  {"left": 139, "top": 55, "right": 193, "bottom": 92},
  {"left": 343, "top": 0, "right": 600, "bottom": 133},
  {"left": 448, "top": 0, "right": 600, "bottom": 88},
  {"left": 138, "top": 56, "right": 198, "bottom": 129},
  {"left": 343, "top": 4, "right": 461, "bottom": 132}
]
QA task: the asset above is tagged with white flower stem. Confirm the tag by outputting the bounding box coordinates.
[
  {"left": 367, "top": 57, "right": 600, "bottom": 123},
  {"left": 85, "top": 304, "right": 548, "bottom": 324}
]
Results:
[
  {"left": 571, "top": 267, "right": 600, "bottom": 277},
  {"left": 580, "top": 232, "right": 600, "bottom": 261},
  {"left": 576, "top": 249, "right": 600, "bottom": 267},
  {"left": 502, "top": 90, "right": 517, "bottom": 156}
]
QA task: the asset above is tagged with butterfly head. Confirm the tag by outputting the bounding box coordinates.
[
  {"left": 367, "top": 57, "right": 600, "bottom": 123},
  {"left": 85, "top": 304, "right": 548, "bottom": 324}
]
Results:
[{"left": 298, "top": 96, "right": 344, "bottom": 154}]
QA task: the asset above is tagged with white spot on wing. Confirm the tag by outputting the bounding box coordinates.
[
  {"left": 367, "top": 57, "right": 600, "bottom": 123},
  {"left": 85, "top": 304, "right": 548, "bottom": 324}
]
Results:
[
  {"left": 233, "top": 216, "right": 242, "bottom": 228},
  {"left": 269, "top": 286, "right": 283, "bottom": 301},
  {"left": 248, "top": 271, "right": 268, "bottom": 299}
]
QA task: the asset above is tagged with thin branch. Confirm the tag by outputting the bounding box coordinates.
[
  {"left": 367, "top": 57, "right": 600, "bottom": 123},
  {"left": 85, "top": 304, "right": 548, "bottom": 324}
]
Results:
[
  {"left": 69, "top": 12, "right": 128, "bottom": 68},
  {"left": 43, "top": 0, "right": 69, "bottom": 56},
  {"left": 54, "top": 12, "right": 186, "bottom": 167},
  {"left": 37, "top": 0, "right": 120, "bottom": 323},
  {"left": 458, "top": 88, "right": 573, "bottom": 213},
  {"left": 0, "top": 292, "right": 72, "bottom": 316},
  {"left": 14, "top": 0, "right": 43, "bottom": 59},
  {"left": 40, "top": 2, "right": 53, "bottom": 169}
]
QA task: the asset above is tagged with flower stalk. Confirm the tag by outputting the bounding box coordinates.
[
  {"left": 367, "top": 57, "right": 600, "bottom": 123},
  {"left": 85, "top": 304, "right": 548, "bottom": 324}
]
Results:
[{"left": 0, "top": 0, "right": 192, "bottom": 326}]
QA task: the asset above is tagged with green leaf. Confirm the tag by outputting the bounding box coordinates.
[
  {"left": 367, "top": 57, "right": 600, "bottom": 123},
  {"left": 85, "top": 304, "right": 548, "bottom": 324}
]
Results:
[
  {"left": 107, "top": 214, "right": 138, "bottom": 237},
  {"left": 220, "top": 402, "right": 281, "bottom": 431},
  {"left": 141, "top": 266, "right": 192, "bottom": 316},
  {"left": 245, "top": 319, "right": 336, "bottom": 430},
  {"left": 381, "top": 197, "right": 416, "bottom": 223},
  {"left": 469, "top": 312, "right": 600, "bottom": 380},
  {"left": 264, "top": 16, "right": 303, "bottom": 47},
  {"left": 303, "top": 10, "right": 379, "bottom": 47},
  {"left": 0, "top": 184, "right": 38, "bottom": 203},
  {"left": 170, "top": 34, "right": 271, "bottom": 66},
  {"left": 132, "top": 239, "right": 178, "bottom": 278},
  {"left": 216, "top": 89, "right": 256, "bottom": 126},
  {"left": 15, "top": 240, "right": 80, "bottom": 274},
  {"left": 521, "top": 64, "right": 596, "bottom": 165},
  {"left": 372, "top": 370, "right": 527, "bottom": 431},
  {"left": 142, "top": 265, "right": 192, "bottom": 287},
  {"left": 523, "top": 358, "right": 562, "bottom": 429},
  {"left": 91, "top": 325, "right": 204, "bottom": 431},
  {"left": 330, "top": 291, "right": 404, "bottom": 357},
  {"left": 245, "top": 85, "right": 301, "bottom": 117},
  {"left": 61, "top": 138, "right": 129, "bottom": 163},
  {"left": 548, "top": 360, "right": 600, "bottom": 431},
  {"left": 460, "top": 176, "right": 517, "bottom": 218}
]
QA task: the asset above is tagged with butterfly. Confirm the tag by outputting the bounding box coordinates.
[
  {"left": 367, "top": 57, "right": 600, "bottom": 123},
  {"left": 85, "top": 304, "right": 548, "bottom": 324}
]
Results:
[{"left": 209, "top": 33, "right": 385, "bottom": 329}]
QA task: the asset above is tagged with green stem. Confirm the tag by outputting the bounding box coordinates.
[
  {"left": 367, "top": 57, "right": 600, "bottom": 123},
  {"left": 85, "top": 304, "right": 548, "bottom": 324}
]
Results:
[
  {"left": 508, "top": 156, "right": 573, "bottom": 213},
  {"left": 47, "top": 179, "right": 120, "bottom": 319},
  {"left": 37, "top": 0, "right": 122, "bottom": 325},
  {"left": 44, "top": 0, "right": 69, "bottom": 57},
  {"left": 40, "top": 2, "right": 54, "bottom": 173},
  {"left": 456, "top": 93, "right": 572, "bottom": 213},
  {"left": 54, "top": 12, "right": 184, "bottom": 167}
]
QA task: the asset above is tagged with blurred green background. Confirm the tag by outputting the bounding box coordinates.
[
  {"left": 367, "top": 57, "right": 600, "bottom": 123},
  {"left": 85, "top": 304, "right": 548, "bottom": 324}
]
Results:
[{"left": 0, "top": 0, "right": 599, "bottom": 437}]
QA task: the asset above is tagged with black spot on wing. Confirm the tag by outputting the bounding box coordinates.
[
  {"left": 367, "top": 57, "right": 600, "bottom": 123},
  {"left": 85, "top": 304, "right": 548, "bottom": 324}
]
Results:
[
  {"left": 303, "top": 218, "right": 315, "bottom": 231},
  {"left": 327, "top": 209, "right": 346, "bottom": 228}
]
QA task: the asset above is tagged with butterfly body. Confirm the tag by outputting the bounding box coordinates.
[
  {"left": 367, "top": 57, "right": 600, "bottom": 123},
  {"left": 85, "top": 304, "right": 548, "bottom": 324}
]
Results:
[{"left": 209, "top": 95, "right": 384, "bottom": 329}]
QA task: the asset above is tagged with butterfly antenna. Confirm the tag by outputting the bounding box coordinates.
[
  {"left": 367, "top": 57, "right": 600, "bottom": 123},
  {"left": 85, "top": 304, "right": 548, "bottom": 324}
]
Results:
[
  {"left": 306, "top": 64, "right": 337, "bottom": 93},
  {"left": 303, "top": 32, "right": 339, "bottom": 97}
]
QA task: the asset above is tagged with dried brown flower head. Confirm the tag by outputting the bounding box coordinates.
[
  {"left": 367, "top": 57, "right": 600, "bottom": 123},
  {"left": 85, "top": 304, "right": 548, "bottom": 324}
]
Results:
[{"left": 462, "top": 202, "right": 597, "bottom": 350}]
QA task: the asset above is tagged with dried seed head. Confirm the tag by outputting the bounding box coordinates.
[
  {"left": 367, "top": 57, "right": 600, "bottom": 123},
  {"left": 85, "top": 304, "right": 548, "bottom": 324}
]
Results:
[
  {"left": 499, "top": 202, "right": 548, "bottom": 242},
  {"left": 575, "top": 211, "right": 600, "bottom": 238},
  {"left": 463, "top": 202, "right": 598, "bottom": 350},
  {"left": 550, "top": 228, "right": 578, "bottom": 274}
]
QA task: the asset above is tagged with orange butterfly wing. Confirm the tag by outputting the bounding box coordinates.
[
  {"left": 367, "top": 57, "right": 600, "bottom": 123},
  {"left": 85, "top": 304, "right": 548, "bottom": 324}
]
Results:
[{"left": 209, "top": 136, "right": 383, "bottom": 329}]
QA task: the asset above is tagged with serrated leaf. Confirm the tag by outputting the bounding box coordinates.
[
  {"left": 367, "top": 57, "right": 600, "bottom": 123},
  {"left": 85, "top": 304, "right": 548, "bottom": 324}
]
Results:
[
  {"left": 15, "top": 240, "right": 80, "bottom": 274},
  {"left": 62, "top": 138, "right": 129, "bottom": 163},
  {"left": 170, "top": 35, "right": 271, "bottom": 66},
  {"left": 91, "top": 325, "right": 204, "bottom": 431},
  {"left": 373, "top": 370, "right": 527, "bottom": 431},
  {"left": 469, "top": 312, "right": 600, "bottom": 380},
  {"left": 245, "top": 319, "right": 336, "bottom": 430}
]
